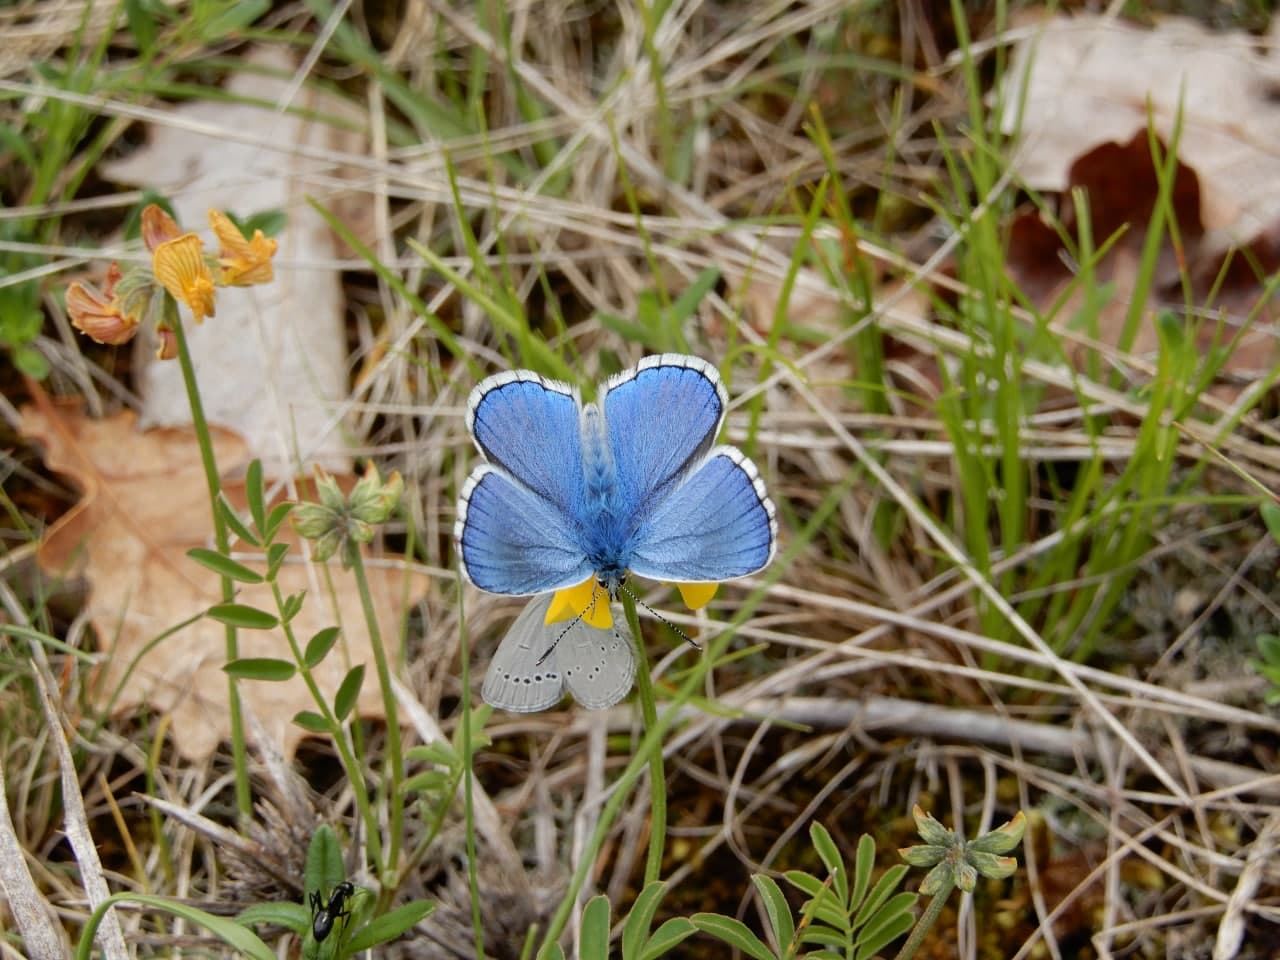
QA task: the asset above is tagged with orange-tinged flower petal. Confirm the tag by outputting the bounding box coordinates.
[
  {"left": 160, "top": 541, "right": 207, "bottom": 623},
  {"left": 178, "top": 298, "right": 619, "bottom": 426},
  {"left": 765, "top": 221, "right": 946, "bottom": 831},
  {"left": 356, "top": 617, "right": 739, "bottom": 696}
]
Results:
[
  {"left": 154, "top": 324, "right": 178, "bottom": 360},
  {"left": 208, "top": 209, "right": 277, "bottom": 286},
  {"left": 545, "top": 577, "right": 612, "bottom": 629},
  {"left": 675, "top": 582, "right": 719, "bottom": 610},
  {"left": 141, "top": 204, "right": 182, "bottom": 252},
  {"left": 153, "top": 234, "right": 216, "bottom": 322},
  {"left": 66, "top": 264, "right": 140, "bottom": 345}
]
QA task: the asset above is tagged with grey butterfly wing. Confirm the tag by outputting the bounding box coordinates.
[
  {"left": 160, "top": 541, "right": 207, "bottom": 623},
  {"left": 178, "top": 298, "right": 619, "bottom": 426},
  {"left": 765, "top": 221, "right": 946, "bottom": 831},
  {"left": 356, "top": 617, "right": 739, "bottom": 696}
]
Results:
[
  {"left": 481, "top": 596, "right": 565, "bottom": 712},
  {"left": 558, "top": 607, "right": 637, "bottom": 710}
]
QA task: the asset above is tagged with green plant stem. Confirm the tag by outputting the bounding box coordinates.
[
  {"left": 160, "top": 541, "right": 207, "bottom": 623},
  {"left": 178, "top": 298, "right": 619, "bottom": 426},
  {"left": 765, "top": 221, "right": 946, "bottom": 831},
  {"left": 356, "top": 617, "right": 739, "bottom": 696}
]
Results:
[
  {"left": 891, "top": 879, "right": 953, "bottom": 960},
  {"left": 619, "top": 589, "right": 665, "bottom": 886},
  {"left": 458, "top": 579, "right": 485, "bottom": 960},
  {"left": 348, "top": 549, "right": 404, "bottom": 882},
  {"left": 271, "top": 582, "right": 382, "bottom": 870},
  {"left": 170, "top": 302, "right": 250, "bottom": 819}
]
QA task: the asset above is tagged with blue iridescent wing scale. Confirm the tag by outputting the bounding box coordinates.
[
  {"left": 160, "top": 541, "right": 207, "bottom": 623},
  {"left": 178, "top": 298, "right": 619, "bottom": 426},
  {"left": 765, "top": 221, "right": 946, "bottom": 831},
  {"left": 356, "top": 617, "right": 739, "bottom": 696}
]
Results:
[
  {"left": 467, "top": 370, "right": 584, "bottom": 519},
  {"left": 455, "top": 465, "right": 592, "bottom": 595},
  {"left": 626, "top": 446, "right": 776, "bottom": 583},
  {"left": 600, "top": 354, "right": 726, "bottom": 516}
]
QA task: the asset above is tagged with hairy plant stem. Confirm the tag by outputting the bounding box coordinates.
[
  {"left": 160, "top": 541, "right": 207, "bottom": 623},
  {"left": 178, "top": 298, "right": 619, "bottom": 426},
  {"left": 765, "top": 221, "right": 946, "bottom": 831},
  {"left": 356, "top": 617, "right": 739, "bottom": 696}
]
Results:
[
  {"left": 271, "top": 581, "right": 381, "bottom": 870},
  {"left": 347, "top": 548, "right": 404, "bottom": 882},
  {"left": 620, "top": 589, "right": 666, "bottom": 886},
  {"left": 892, "top": 877, "right": 954, "bottom": 960},
  {"left": 169, "top": 301, "right": 250, "bottom": 818}
]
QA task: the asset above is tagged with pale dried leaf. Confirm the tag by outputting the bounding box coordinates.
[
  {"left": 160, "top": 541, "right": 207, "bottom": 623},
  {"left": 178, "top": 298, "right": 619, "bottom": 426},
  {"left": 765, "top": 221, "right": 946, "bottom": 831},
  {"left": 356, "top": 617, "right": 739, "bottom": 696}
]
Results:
[
  {"left": 1000, "top": 13, "right": 1280, "bottom": 237},
  {"left": 99, "top": 44, "right": 368, "bottom": 476}
]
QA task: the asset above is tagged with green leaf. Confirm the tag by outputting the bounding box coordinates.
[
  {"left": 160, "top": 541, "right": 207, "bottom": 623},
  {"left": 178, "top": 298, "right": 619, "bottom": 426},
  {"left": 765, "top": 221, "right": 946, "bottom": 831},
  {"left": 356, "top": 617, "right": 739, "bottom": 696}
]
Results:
[
  {"left": 456, "top": 703, "right": 493, "bottom": 751},
  {"left": 401, "top": 770, "right": 450, "bottom": 794},
  {"left": 542, "top": 946, "right": 566, "bottom": 960},
  {"left": 293, "top": 710, "right": 329, "bottom": 733},
  {"left": 237, "top": 901, "right": 310, "bottom": 936},
  {"left": 264, "top": 501, "right": 294, "bottom": 542},
  {"left": 805, "top": 899, "right": 849, "bottom": 933},
  {"left": 580, "top": 894, "right": 612, "bottom": 959},
  {"left": 77, "top": 893, "right": 275, "bottom": 960},
  {"left": 753, "top": 875, "right": 794, "bottom": 955},
  {"left": 123, "top": 0, "right": 157, "bottom": 55},
  {"left": 240, "top": 209, "right": 288, "bottom": 238},
  {"left": 245, "top": 459, "right": 266, "bottom": 534},
  {"left": 280, "top": 592, "right": 306, "bottom": 623},
  {"left": 597, "top": 311, "right": 662, "bottom": 350},
  {"left": 850, "top": 833, "right": 875, "bottom": 911},
  {"left": 1262, "top": 501, "right": 1280, "bottom": 543},
  {"left": 799, "top": 927, "right": 846, "bottom": 948},
  {"left": 622, "top": 881, "right": 667, "bottom": 960},
  {"left": 1256, "top": 634, "right": 1280, "bottom": 665},
  {"left": 223, "top": 657, "right": 296, "bottom": 682},
  {"left": 344, "top": 899, "right": 435, "bottom": 951},
  {"left": 406, "top": 742, "right": 457, "bottom": 768},
  {"left": 13, "top": 344, "right": 49, "bottom": 379},
  {"left": 782, "top": 870, "right": 825, "bottom": 899},
  {"left": 854, "top": 909, "right": 914, "bottom": 960},
  {"left": 851, "top": 865, "right": 908, "bottom": 931},
  {"left": 304, "top": 627, "right": 341, "bottom": 668},
  {"left": 669, "top": 266, "right": 720, "bottom": 326},
  {"left": 855, "top": 891, "right": 916, "bottom": 947},
  {"left": 305, "top": 825, "right": 345, "bottom": 900},
  {"left": 335, "top": 665, "right": 364, "bottom": 720},
  {"left": 187, "top": 548, "right": 264, "bottom": 584},
  {"left": 690, "top": 914, "right": 778, "bottom": 960},
  {"left": 266, "top": 542, "right": 289, "bottom": 579},
  {"left": 639, "top": 918, "right": 697, "bottom": 960},
  {"left": 809, "top": 823, "right": 847, "bottom": 905},
  {"left": 200, "top": 0, "right": 268, "bottom": 39},
  {"left": 207, "top": 603, "right": 278, "bottom": 630},
  {"left": 217, "top": 495, "right": 261, "bottom": 547}
]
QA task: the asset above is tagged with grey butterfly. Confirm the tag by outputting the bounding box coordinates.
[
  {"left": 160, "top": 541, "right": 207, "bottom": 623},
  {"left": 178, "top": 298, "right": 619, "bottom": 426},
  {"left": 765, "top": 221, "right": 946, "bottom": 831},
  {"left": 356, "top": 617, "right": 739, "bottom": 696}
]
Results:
[{"left": 481, "top": 593, "right": 637, "bottom": 712}]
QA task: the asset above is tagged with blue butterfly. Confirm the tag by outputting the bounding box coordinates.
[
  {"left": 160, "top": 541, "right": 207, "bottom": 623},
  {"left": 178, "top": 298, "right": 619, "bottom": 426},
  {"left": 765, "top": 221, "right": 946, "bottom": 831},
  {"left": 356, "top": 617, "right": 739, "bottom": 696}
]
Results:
[{"left": 455, "top": 354, "right": 776, "bottom": 616}]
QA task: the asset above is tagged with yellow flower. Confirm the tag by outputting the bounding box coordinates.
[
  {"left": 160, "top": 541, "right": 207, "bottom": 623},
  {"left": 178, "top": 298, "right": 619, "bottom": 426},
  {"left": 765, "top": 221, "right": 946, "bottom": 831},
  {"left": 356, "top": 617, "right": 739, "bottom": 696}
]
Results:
[
  {"left": 66, "top": 263, "right": 141, "bottom": 345},
  {"left": 674, "top": 582, "right": 718, "bottom": 610},
  {"left": 208, "top": 209, "right": 277, "bottom": 286},
  {"left": 545, "top": 578, "right": 613, "bottom": 628},
  {"left": 543, "top": 578, "right": 720, "bottom": 629},
  {"left": 152, "top": 234, "right": 216, "bottom": 322}
]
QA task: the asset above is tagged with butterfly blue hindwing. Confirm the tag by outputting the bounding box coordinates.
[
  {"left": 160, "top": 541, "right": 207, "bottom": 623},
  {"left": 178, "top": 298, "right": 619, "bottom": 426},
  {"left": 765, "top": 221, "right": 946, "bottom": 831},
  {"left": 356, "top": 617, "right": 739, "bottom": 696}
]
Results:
[
  {"left": 627, "top": 446, "right": 776, "bottom": 583},
  {"left": 455, "top": 466, "right": 592, "bottom": 594}
]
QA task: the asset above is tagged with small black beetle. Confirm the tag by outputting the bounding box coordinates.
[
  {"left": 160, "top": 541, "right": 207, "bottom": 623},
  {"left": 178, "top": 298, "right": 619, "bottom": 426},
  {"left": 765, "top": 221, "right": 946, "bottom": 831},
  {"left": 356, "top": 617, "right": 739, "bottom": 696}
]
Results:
[{"left": 309, "top": 880, "right": 355, "bottom": 943}]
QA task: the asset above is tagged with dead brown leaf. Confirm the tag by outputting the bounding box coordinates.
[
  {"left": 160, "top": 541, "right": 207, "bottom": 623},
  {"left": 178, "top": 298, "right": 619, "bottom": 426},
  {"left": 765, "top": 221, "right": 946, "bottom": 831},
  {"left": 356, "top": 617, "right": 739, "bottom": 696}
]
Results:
[
  {"left": 1000, "top": 12, "right": 1280, "bottom": 238},
  {"left": 22, "top": 401, "right": 429, "bottom": 761}
]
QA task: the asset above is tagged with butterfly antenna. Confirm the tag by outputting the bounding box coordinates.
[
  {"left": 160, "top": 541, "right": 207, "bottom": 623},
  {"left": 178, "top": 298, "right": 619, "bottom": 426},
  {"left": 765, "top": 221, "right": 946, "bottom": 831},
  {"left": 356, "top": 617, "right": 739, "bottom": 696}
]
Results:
[
  {"left": 535, "top": 613, "right": 582, "bottom": 666},
  {"left": 620, "top": 584, "right": 700, "bottom": 650}
]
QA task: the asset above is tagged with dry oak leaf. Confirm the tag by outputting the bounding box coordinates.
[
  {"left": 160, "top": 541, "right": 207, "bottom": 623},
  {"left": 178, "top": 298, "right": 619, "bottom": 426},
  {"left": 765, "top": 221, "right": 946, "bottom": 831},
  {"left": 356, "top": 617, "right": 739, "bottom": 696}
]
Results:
[
  {"left": 22, "top": 403, "right": 428, "bottom": 761},
  {"left": 999, "top": 12, "right": 1280, "bottom": 238}
]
